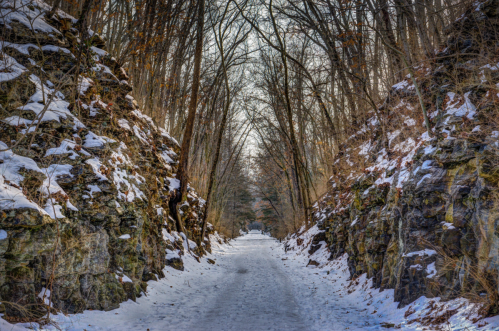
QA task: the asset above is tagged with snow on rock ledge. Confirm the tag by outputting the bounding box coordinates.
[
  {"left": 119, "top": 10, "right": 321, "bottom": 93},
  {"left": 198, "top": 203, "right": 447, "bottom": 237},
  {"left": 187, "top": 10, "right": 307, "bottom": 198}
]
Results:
[
  {"left": 0, "top": 0, "right": 213, "bottom": 319},
  {"left": 290, "top": 0, "right": 499, "bottom": 327}
]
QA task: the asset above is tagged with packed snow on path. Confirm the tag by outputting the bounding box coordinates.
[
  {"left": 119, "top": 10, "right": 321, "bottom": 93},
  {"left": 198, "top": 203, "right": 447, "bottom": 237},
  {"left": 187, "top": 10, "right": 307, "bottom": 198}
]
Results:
[{"left": 3, "top": 230, "right": 499, "bottom": 331}]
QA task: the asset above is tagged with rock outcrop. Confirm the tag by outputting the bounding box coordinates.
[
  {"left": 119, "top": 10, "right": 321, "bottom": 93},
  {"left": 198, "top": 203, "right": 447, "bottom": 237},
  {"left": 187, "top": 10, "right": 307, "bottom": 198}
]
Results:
[
  {"left": 0, "top": 0, "right": 211, "bottom": 319},
  {"left": 296, "top": 0, "right": 499, "bottom": 316}
]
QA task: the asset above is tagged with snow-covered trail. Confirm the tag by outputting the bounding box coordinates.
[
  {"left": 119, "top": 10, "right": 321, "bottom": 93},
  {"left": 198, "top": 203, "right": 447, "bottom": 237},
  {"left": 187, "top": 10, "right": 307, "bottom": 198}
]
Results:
[
  {"left": 189, "top": 233, "right": 307, "bottom": 331},
  {"left": 6, "top": 230, "right": 499, "bottom": 331},
  {"left": 28, "top": 231, "right": 311, "bottom": 331},
  {"left": 34, "top": 231, "right": 366, "bottom": 331}
]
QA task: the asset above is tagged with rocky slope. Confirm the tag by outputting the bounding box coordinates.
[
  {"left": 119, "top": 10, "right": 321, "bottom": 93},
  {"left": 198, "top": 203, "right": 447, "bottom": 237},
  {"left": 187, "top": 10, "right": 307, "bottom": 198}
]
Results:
[
  {"left": 0, "top": 0, "right": 214, "bottom": 320},
  {"left": 289, "top": 0, "right": 499, "bottom": 321}
]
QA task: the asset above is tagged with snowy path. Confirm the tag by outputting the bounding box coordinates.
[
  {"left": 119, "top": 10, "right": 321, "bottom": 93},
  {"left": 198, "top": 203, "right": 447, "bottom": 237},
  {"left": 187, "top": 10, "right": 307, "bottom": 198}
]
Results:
[
  {"left": 5, "top": 230, "right": 499, "bottom": 331},
  {"left": 30, "top": 232, "right": 311, "bottom": 331},
  {"left": 37, "top": 231, "right": 335, "bottom": 331},
  {"left": 189, "top": 234, "right": 307, "bottom": 331}
]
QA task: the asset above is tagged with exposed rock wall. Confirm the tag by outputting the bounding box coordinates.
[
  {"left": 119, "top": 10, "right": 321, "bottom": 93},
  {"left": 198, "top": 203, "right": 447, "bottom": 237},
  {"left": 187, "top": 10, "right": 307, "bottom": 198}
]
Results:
[
  {"left": 303, "top": 0, "right": 499, "bottom": 314},
  {"left": 0, "top": 0, "right": 211, "bottom": 317}
]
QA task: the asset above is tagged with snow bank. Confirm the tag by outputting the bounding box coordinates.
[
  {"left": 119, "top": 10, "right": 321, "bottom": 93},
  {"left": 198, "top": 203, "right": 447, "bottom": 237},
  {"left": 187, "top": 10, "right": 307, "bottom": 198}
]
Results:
[{"left": 282, "top": 230, "right": 499, "bottom": 330}]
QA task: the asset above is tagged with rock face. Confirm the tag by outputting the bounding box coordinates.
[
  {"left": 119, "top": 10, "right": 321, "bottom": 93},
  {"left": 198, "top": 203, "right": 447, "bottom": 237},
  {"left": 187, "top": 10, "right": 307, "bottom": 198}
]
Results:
[
  {"left": 309, "top": 0, "right": 499, "bottom": 315},
  {"left": 0, "top": 0, "right": 210, "bottom": 317}
]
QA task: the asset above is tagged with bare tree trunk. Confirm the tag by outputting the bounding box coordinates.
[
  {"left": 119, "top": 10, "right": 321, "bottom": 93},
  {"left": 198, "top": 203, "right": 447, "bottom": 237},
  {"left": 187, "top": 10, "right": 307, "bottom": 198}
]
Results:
[
  {"left": 174, "top": 0, "right": 205, "bottom": 234},
  {"left": 199, "top": 3, "right": 232, "bottom": 244},
  {"left": 77, "top": 0, "right": 96, "bottom": 30},
  {"left": 199, "top": 106, "right": 227, "bottom": 242},
  {"left": 269, "top": 0, "right": 309, "bottom": 226},
  {"left": 367, "top": 0, "right": 404, "bottom": 81},
  {"left": 47, "top": 0, "right": 61, "bottom": 19}
]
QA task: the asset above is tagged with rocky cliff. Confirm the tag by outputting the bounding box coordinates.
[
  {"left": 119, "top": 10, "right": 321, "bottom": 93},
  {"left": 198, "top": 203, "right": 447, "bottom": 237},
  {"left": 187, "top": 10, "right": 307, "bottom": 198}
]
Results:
[
  {"left": 290, "top": 0, "right": 499, "bottom": 319},
  {"left": 0, "top": 0, "right": 213, "bottom": 320}
]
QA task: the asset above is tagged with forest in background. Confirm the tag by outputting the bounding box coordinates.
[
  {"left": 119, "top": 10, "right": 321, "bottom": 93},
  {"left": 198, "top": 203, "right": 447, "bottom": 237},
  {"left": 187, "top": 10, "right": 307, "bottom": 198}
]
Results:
[{"left": 43, "top": 0, "right": 471, "bottom": 237}]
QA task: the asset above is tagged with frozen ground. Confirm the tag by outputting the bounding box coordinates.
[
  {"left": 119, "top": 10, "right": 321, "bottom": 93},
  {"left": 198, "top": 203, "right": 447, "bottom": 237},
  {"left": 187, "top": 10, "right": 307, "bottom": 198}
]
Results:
[{"left": 2, "top": 230, "right": 499, "bottom": 331}]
